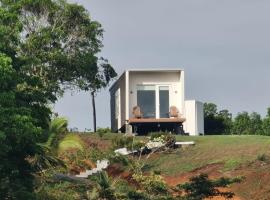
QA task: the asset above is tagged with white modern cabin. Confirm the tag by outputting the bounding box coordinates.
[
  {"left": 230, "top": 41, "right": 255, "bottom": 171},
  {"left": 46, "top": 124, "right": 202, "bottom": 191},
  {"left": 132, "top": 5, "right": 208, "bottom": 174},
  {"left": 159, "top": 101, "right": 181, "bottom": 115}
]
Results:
[{"left": 109, "top": 69, "right": 204, "bottom": 136}]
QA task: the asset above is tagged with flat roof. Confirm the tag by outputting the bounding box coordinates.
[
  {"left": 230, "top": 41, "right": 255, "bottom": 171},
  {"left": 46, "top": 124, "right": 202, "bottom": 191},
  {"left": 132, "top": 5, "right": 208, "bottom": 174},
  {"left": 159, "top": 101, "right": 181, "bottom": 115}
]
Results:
[{"left": 127, "top": 68, "right": 184, "bottom": 72}]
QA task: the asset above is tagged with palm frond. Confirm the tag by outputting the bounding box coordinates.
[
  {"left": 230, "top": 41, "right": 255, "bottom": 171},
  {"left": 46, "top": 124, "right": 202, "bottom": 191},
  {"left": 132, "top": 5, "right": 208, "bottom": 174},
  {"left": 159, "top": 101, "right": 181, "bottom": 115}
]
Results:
[{"left": 46, "top": 117, "right": 68, "bottom": 150}]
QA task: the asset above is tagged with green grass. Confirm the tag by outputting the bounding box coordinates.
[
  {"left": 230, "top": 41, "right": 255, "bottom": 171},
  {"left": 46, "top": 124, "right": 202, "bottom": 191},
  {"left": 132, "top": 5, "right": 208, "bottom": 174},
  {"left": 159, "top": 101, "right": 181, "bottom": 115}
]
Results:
[
  {"left": 75, "top": 133, "right": 270, "bottom": 199},
  {"left": 77, "top": 133, "right": 270, "bottom": 176},
  {"left": 143, "top": 135, "right": 270, "bottom": 175}
]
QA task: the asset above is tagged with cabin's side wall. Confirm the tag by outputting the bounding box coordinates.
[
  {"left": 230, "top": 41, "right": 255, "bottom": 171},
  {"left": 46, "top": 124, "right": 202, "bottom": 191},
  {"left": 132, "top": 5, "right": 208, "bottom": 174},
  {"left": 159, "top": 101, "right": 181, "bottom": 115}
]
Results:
[
  {"left": 128, "top": 71, "right": 184, "bottom": 118},
  {"left": 179, "top": 71, "right": 185, "bottom": 116},
  {"left": 120, "top": 73, "right": 127, "bottom": 129},
  {"left": 110, "top": 73, "right": 126, "bottom": 132},
  {"left": 184, "top": 100, "right": 204, "bottom": 135}
]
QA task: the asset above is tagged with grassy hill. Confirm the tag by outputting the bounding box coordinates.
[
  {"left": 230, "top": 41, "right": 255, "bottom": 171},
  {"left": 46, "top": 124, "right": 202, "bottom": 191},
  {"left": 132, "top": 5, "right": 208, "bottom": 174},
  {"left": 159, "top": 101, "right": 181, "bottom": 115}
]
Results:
[
  {"left": 80, "top": 134, "right": 270, "bottom": 199},
  {"left": 145, "top": 135, "right": 270, "bottom": 175}
]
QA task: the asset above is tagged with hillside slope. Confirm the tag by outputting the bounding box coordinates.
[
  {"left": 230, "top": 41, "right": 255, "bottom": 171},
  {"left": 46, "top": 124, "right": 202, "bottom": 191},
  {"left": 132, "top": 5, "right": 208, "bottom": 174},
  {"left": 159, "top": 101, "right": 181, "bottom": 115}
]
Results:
[
  {"left": 144, "top": 135, "right": 270, "bottom": 200},
  {"left": 81, "top": 134, "right": 270, "bottom": 199}
]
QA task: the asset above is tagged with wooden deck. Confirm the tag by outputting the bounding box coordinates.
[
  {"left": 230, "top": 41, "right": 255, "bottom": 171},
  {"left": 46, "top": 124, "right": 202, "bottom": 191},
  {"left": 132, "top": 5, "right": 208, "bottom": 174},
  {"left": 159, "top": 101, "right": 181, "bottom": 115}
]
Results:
[{"left": 128, "top": 117, "right": 186, "bottom": 124}]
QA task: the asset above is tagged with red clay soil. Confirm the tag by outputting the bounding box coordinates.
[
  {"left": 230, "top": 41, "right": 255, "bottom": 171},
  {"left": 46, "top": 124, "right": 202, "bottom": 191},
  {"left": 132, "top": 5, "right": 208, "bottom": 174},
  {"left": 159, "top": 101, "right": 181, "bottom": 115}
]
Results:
[
  {"left": 164, "top": 163, "right": 223, "bottom": 186},
  {"left": 105, "top": 162, "right": 243, "bottom": 199},
  {"left": 105, "top": 163, "right": 139, "bottom": 187},
  {"left": 164, "top": 163, "right": 243, "bottom": 200},
  {"left": 228, "top": 161, "right": 270, "bottom": 200},
  {"left": 105, "top": 161, "right": 270, "bottom": 199}
]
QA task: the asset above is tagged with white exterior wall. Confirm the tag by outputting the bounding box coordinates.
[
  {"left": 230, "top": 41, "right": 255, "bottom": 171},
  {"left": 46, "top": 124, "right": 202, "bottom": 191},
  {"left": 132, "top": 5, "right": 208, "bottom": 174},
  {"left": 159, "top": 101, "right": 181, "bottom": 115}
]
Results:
[
  {"left": 184, "top": 100, "right": 204, "bottom": 136},
  {"left": 110, "top": 69, "right": 205, "bottom": 135},
  {"left": 109, "top": 73, "right": 126, "bottom": 132},
  {"left": 128, "top": 71, "right": 184, "bottom": 118}
]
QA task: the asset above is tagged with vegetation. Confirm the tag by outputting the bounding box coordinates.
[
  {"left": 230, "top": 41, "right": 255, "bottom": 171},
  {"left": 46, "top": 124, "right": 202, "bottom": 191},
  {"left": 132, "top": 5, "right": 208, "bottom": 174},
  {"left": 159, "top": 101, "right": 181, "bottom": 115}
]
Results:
[
  {"left": 204, "top": 102, "right": 270, "bottom": 135},
  {"left": 177, "top": 174, "right": 242, "bottom": 200},
  {"left": 204, "top": 103, "right": 233, "bottom": 134},
  {"left": 1, "top": 0, "right": 270, "bottom": 199},
  {"left": 144, "top": 135, "right": 270, "bottom": 175},
  {"left": 0, "top": 0, "right": 116, "bottom": 198},
  {"left": 96, "top": 127, "right": 112, "bottom": 138}
]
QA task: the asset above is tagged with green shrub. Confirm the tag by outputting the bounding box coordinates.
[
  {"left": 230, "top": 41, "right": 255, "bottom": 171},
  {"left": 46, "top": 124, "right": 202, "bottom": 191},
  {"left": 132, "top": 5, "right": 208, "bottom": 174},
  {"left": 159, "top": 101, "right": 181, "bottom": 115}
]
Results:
[
  {"left": 149, "top": 132, "right": 167, "bottom": 140},
  {"left": 132, "top": 172, "right": 168, "bottom": 195},
  {"left": 111, "top": 135, "right": 134, "bottom": 149},
  {"left": 177, "top": 173, "right": 241, "bottom": 200},
  {"left": 36, "top": 181, "right": 82, "bottom": 200},
  {"left": 58, "top": 134, "right": 85, "bottom": 154},
  {"left": 96, "top": 127, "right": 112, "bottom": 138},
  {"left": 257, "top": 154, "right": 268, "bottom": 162},
  {"left": 127, "top": 190, "right": 150, "bottom": 200},
  {"left": 149, "top": 132, "right": 176, "bottom": 147}
]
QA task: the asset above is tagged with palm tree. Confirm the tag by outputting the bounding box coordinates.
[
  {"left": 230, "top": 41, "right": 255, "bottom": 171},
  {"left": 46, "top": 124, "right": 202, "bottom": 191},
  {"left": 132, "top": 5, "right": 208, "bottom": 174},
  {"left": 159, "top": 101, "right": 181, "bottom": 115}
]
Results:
[
  {"left": 28, "top": 117, "right": 68, "bottom": 172},
  {"left": 45, "top": 117, "right": 68, "bottom": 152},
  {"left": 88, "top": 171, "right": 117, "bottom": 200}
]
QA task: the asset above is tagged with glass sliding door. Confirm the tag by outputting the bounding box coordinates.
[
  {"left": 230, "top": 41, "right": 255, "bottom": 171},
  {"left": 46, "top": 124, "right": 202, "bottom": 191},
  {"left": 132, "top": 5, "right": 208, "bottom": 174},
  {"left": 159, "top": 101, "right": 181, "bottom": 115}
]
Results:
[
  {"left": 137, "top": 85, "right": 156, "bottom": 118},
  {"left": 159, "top": 86, "right": 169, "bottom": 118}
]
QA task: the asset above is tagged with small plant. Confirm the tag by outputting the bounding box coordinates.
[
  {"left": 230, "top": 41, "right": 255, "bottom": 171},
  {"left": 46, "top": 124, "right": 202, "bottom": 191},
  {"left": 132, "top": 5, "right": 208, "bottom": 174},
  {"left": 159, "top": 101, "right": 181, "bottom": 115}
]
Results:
[
  {"left": 132, "top": 172, "right": 168, "bottom": 195},
  {"left": 58, "top": 134, "right": 85, "bottom": 154},
  {"left": 149, "top": 132, "right": 176, "bottom": 148},
  {"left": 96, "top": 127, "right": 111, "bottom": 138},
  {"left": 88, "top": 171, "right": 117, "bottom": 200},
  {"left": 131, "top": 140, "right": 146, "bottom": 151},
  {"left": 257, "top": 153, "right": 268, "bottom": 162},
  {"left": 111, "top": 135, "right": 134, "bottom": 149}
]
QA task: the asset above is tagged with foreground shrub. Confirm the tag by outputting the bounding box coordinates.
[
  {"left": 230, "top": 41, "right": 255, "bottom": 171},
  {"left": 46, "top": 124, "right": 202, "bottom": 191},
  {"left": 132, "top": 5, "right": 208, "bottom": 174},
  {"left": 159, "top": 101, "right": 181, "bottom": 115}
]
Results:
[
  {"left": 96, "top": 127, "right": 112, "bottom": 138},
  {"left": 111, "top": 135, "right": 134, "bottom": 149},
  {"left": 36, "top": 181, "right": 82, "bottom": 200},
  {"left": 132, "top": 172, "right": 168, "bottom": 195},
  {"left": 257, "top": 153, "right": 269, "bottom": 162},
  {"left": 149, "top": 132, "right": 176, "bottom": 148},
  {"left": 58, "top": 134, "right": 85, "bottom": 154}
]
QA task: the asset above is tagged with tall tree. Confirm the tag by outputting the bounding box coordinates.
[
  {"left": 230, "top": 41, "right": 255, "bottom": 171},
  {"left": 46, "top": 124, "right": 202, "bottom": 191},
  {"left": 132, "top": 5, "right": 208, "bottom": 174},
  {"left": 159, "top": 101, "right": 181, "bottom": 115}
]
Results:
[
  {"left": 75, "top": 58, "right": 117, "bottom": 132},
  {"left": 232, "top": 112, "right": 251, "bottom": 135},
  {"left": 2, "top": 0, "right": 117, "bottom": 126},
  {"left": 0, "top": 0, "right": 116, "bottom": 198},
  {"left": 249, "top": 112, "right": 263, "bottom": 135},
  {"left": 204, "top": 103, "right": 232, "bottom": 134},
  {"left": 262, "top": 108, "right": 270, "bottom": 135},
  {"left": 218, "top": 109, "right": 233, "bottom": 134},
  {"left": 13, "top": 0, "right": 117, "bottom": 132}
]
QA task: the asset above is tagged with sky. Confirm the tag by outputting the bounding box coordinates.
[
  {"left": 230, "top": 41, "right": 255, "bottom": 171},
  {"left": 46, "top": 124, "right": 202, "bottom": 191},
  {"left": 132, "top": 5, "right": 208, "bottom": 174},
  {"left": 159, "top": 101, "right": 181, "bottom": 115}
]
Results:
[{"left": 54, "top": 0, "right": 270, "bottom": 131}]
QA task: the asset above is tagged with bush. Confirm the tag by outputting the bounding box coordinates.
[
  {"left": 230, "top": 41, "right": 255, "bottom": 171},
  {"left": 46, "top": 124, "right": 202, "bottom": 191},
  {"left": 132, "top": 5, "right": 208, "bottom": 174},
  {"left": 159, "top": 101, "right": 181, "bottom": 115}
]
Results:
[
  {"left": 36, "top": 179, "right": 82, "bottom": 200},
  {"left": 257, "top": 154, "right": 268, "bottom": 162},
  {"left": 132, "top": 172, "right": 168, "bottom": 195},
  {"left": 111, "top": 135, "right": 134, "bottom": 149},
  {"left": 149, "top": 132, "right": 176, "bottom": 147},
  {"left": 96, "top": 127, "right": 111, "bottom": 138},
  {"left": 58, "top": 134, "right": 85, "bottom": 154},
  {"left": 177, "top": 173, "right": 242, "bottom": 200}
]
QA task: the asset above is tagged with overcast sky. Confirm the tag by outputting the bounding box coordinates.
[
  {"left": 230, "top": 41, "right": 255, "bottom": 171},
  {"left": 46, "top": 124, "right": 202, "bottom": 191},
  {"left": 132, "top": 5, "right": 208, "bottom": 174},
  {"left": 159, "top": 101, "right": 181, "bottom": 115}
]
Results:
[{"left": 54, "top": 0, "right": 270, "bottom": 130}]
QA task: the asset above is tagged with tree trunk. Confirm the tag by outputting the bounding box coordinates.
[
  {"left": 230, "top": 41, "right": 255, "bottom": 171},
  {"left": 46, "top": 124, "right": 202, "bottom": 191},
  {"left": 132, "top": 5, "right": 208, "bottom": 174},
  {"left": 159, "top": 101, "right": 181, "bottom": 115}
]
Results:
[{"left": 91, "top": 91, "right": 97, "bottom": 132}]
